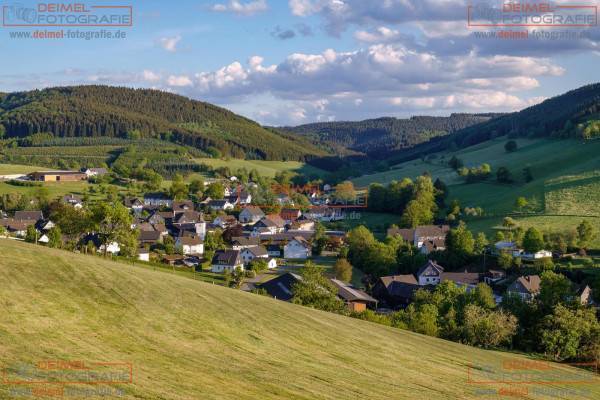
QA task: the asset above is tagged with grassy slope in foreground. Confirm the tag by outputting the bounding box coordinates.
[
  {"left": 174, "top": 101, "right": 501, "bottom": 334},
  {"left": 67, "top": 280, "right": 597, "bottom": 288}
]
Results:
[{"left": 1, "top": 240, "right": 599, "bottom": 399}]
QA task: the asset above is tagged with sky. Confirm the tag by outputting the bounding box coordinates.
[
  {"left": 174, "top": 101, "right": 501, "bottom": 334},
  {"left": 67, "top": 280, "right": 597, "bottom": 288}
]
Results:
[{"left": 0, "top": 0, "right": 598, "bottom": 125}]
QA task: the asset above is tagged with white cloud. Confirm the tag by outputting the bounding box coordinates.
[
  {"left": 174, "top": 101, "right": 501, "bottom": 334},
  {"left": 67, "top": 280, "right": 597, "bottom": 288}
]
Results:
[
  {"left": 158, "top": 35, "right": 181, "bottom": 52},
  {"left": 142, "top": 70, "right": 161, "bottom": 82},
  {"left": 211, "top": 0, "right": 268, "bottom": 16},
  {"left": 167, "top": 75, "right": 193, "bottom": 87}
]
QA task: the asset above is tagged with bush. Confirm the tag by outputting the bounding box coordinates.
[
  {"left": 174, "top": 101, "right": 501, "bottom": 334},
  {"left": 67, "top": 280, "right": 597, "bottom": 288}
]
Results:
[{"left": 505, "top": 140, "right": 518, "bottom": 152}]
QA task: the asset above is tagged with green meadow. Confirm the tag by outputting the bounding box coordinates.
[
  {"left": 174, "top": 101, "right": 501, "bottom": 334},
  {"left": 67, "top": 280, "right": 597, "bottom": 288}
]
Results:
[
  {"left": 1, "top": 239, "right": 598, "bottom": 399},
  {"left": 352, "top": 138, "right": 600, "bottom": 247}
]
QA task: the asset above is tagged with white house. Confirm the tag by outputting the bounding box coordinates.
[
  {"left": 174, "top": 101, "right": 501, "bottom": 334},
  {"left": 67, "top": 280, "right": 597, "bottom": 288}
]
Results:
[
  {"left": 239, "top": 206, "right": 265, "bottom": 224},
  {"left": 519, "top": 250, "right": 553, "bottom": 260},
  {"left": 138, "top": 248, "right": 150, "bottom": 262},
  {"left": 211, "top": 249, "right": 244, "bottom": 273},
  {"left": 284, "top": 237, "right": 312, "bottom": 259},
  {"left": 144, "top": 193, "right": 173, "bottom": 208},
  {"left": 240, "top": 246, "right": 269, "bottom": 265},
  {"left": 176, "top": 235, "right": 204, "bottom": 255},
  {"left": 100, "top": 242, "right": 121, "bottom": 256},
  {"left": 208, "top": 199, "right": 234, "bottom": 211},
  {"left": 416, "top": 260, "right": 444, "bottom": 286},
  {"left": 267, "top": 258, "right": 278, "bottom": 269}
]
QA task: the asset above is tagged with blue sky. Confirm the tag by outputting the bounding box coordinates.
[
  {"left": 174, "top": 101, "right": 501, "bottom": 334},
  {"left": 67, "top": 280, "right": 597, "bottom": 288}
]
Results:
[{"left": 0, "top": 0, "right": 598, "bottom": 125}]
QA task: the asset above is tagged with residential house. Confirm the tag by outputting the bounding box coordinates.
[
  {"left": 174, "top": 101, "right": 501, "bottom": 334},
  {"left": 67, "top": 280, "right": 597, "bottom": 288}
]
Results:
[
  {"left": 137, "top": 248, "right": 150, "bottom": 262},
  {"left": 139, "top": 230, "right": 162, "bottom": 246},
  {"left": 372, "top": 274, "right": 420, "bottom": 308},
  {"left": 507, "top": 275, "right": 541, "bottom": 301},
  {"left": 211, "top": 249, "right": 243, "bottom": 273},
  {"left": 62, "top": 194, "right": 83, "bottom": 208},
  {"left": 284, "top": 236, "right": 312, "bottom": 259},
  {"left": 124, "top": 197, "right": 144, "bottom": 214},
  {"left": 83, "top": 167, "right": 108, "bottom": 178},
  {"left": 420, "top": 238, "right": 446, "bottom": 255},
  {"left": 208, "top": 199, "right": 234, "bottom": 211},
  {"left": 239, "top": 206, "right": 265, "bottom": 224},
  {"left": 387, "top": 227, "right": 415, "bottom": 242},
  {"left": 484, "top": 270, "right": 506, "bottom": 285},
  {"left": 289, "top": 219, "right": 315, "bottom": 232},
  {"left": 176, "top": 235, "right": 204, "bottom": 255},
  {"left": 213, "top": 214, "right": 237, "bottom": 229},
  {"left": 231, "top": 236, "right": 260, "bottom": 250},
  {"left": 519, "top": 249, "right": 553, "bottom": 260},
  {"left": 82, "top": 234, "right": 120, "bottom": 255},
  {"left": 266, "top": 244, "right": 282, "bottom": 257},
  {"left": 163, "top": 254, "right": 185, "bottom": 266},
  {"left": 414, "top": 225, "right": 450, "bottom": 249},
  {"left": 144, "top": 193, "right": 173, "bottom": 208},
  {"left": 28, "top": 171, "right": 87, "bottom": 182},
  {"left": 280, "top": 208, "right": 301, "bottom": 223},
  {"left": 416, "top": 260, "right": 444, "bottom": 286},
  {"left": 260, "top": 272, "right": 303, "bottom": 301},
  {"left": 240, "top": 246, "right": 268, "bottom": 265},
  {"left": 440, "top": 271, "right": 481, "bottom": 291},
  {"left": 577, "top": 285, "right": 594, "bottom": 306},
  {"left": 228, "top": 190, "right": 252, "bottom": 205},
  {"left": 14, "top": 210, "right": 44, "bottom": 221},
  {"left": 331, "top": 279, "right": 377, "bottom": 312},
  {"left": 172, "top": 200, "right": 194, "bottom": 213},
  {"left": 253, "top": 214, "right": 286, "bottom": 235}
]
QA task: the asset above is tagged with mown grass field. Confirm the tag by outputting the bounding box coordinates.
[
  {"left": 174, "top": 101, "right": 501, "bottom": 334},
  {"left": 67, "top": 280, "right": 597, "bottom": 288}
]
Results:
[
  {"left": 0, "top": 180, "right": 90, "bottom": 199},
  {"left": 352, "top": 138, "right": 600, "bottom": 247},
  {"left": 2, "top": 239, "right": 597, "bottom": 399},
  {"left": 195, "top": 157, "right": 326, "bottom": 178},
  {"left": 0, "top": 163, "right": 43, "bottom": 175}
]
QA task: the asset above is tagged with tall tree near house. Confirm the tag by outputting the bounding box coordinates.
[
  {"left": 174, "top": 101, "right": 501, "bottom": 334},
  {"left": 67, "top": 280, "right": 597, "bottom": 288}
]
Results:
[
  {"left": 169, "top": 174, "right": 188, "bottom": 200},
  {"left": 522, "top": 227, "right": 545, "bottom": 254},
  {"left": 333, "top": 258, "right": 353, "bottom": 282},
  {"left": 91, "top": 202, "right": 134, "bottom": 257},
  {"left": 576, "top": 220, "right": 597, "bottom": 250},
  {"left": 205, "top": 182, "right": 225, "bottom": 200},
  {"left": 292, "top": 261, "right": 346, "bottom": 314},
  {"left": 333, "top": 181, "right": 356, "bottom": 204},
  {"left": 401, "top": 175, "right": 436, "bottom": 228},
  {"left": 47, "top": 227, "right": 62, "bottom": 248}
]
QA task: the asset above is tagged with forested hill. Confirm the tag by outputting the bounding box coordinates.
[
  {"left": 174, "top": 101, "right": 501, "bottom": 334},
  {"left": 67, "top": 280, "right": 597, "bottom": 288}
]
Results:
[
  {"left": 0, "top": 86, "right": 327, "bottom": 161},
  {"left": 377, "top": 83, "right": 600, "bottom": 166},
  {"left": 278, "top": 114, "right": 500, "bottom": 157}
]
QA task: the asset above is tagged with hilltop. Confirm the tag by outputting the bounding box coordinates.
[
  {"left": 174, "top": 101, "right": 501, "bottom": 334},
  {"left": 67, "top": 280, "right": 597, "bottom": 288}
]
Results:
[
  {"left": 0, "top": 86, "right": 326, "bottom": 161},
  {"left": 1, "top": 239, "right": 597, "bottom": 399}
]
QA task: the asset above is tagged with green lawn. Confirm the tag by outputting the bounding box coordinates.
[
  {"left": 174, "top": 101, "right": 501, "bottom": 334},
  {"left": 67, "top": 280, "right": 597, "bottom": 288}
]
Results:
[
  {"left": 0, "top": 180, "right": 90, "bottom": 199},
  {"left": 2, "top": 239, "right": 598, "bottom": 399},
  {"left": 195, "top": 157, "right": 326, "bottom": 178},
  {"left": 0, "top": 163, "right": 43, "bottom": 175}
]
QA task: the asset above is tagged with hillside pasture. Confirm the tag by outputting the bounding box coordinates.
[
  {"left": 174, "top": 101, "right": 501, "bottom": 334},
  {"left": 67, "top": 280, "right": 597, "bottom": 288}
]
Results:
[
  {"left": 1, "top": 239, "right": 598, "bottom": 400},
  {"left": 195, "top": 157, "right": 326, "bottom": 178}
]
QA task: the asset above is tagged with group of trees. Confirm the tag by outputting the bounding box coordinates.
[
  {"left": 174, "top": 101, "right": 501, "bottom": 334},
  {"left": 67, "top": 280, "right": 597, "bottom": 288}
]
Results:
[{"left": 368, "top": 175, "right": 443, "bottom": 227}]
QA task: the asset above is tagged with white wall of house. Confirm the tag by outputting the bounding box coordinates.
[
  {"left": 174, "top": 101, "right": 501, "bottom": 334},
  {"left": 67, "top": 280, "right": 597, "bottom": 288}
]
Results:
[
  {"left": 138, "top": 252, "right": 150, "bottom": 262},
  {"left": 181, "top": 243, "right": 204, "bottom": 255},
  {"left": 211, "top": 263, "right": 242, "bottom": 273},
  {"left": 284, "top": 241, "right": 311, "bottom": 259}
]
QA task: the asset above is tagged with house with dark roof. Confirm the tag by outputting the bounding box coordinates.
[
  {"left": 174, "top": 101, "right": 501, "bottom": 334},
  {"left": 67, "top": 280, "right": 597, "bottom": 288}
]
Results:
[
  {"left": 440, "top": 272, "right": 481, "bottom": 290},
  {"left": 507, "top": 275, "right": 541, "bottom": 301},
  {"left": 260, "top": 272, "right": 303, "bottom": 301},
  {"left": 231, "top": 236, "right": 260, "bottom": 250},
  {"left": 208, "top": 199, "right": 235, "bottom": 211},
  {"left": 62, "top": 194, "right": 83, "bottom": 208},
  {"left": 331, "top": 279, "right": 377, "bottom": 312},
  {"left": 14, "top": 210, "right": 44, "bottom": 221},
  {"left": 386, "top": 227, "right": 415, "bottom": 242},
  {"left": 173, "top": 200, "right": 194, "bottom": 213},
  {"left": 240, "top": 246, "right": 268, "bottom": 265},
  {"left": 211, "top": 249, "right": 243, "bottom": 273},
  {"left": 139, "top": 230, "right": 162, "bottom": 245},
  {"left": 416, "top": 260, "right": 444, "bottom": 286},
  {"left": 372, "top": 274, "right": 420, "bottom": 308}
]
